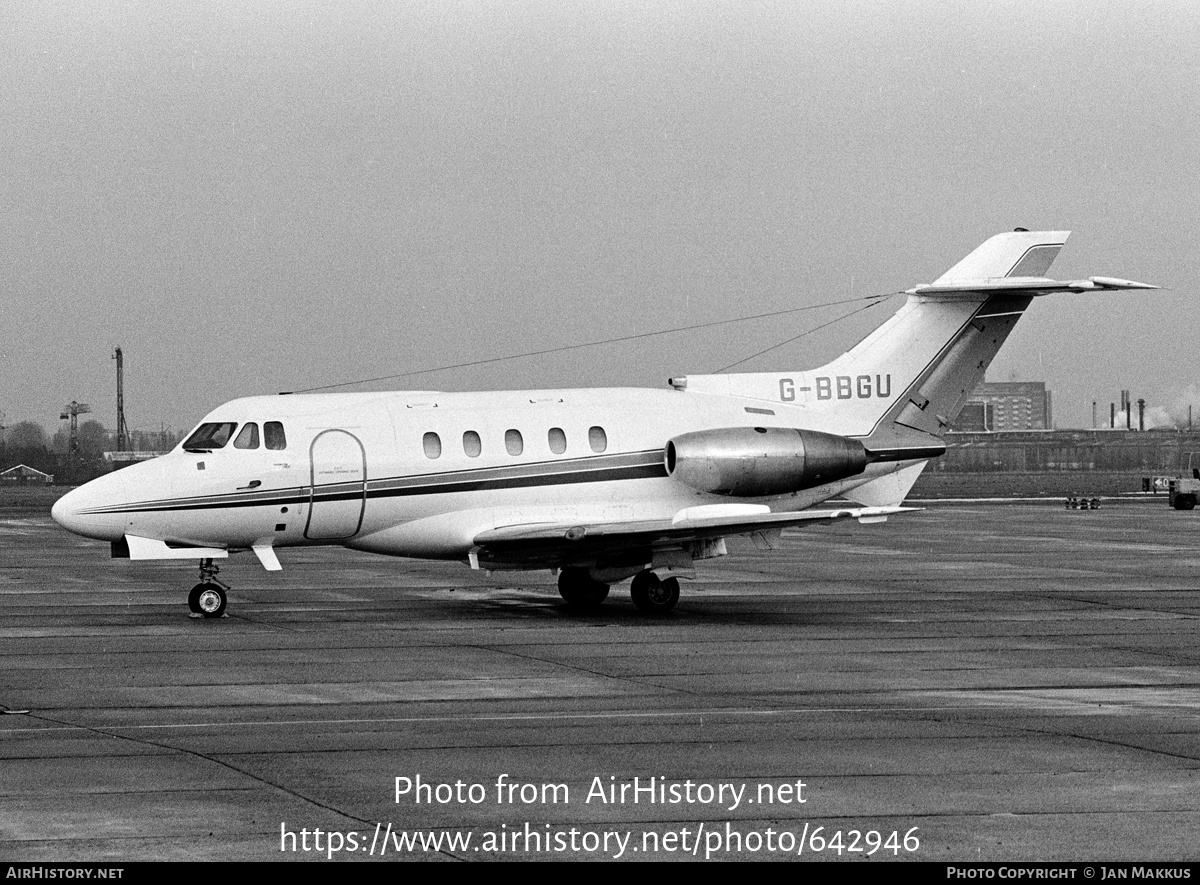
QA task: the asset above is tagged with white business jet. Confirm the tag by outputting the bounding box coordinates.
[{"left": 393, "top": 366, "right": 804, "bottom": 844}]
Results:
[{"left": 52, "top": 230, "right": 1154, "bottom": 617}]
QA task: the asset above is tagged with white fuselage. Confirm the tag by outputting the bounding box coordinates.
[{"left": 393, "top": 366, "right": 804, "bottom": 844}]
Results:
[{"left": 52, "top": 385, "right": 905, "bottom": 563}]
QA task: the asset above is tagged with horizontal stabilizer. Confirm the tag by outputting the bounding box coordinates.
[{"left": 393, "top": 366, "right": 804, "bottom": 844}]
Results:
[
  {"left": 907, "top": 276, "right": 1159, "bottom": 297},
  {"left": 1088, "top": 276, "right": 1161, "bottom": 290}
]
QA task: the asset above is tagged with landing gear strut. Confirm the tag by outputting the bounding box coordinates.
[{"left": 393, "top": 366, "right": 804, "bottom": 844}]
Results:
[
  {"left": 188, "top": 558, "right": 229, "bottom": 618},
  {"left": 557, "top": 567, "right": 610, "bottom": 609},
  {"left": 630, "top": 570, "right": 680, "bottom": 614}
]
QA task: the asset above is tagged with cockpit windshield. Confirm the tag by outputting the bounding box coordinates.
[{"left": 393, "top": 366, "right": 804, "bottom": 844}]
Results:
[
  {"left": 182, "top": 422, "right": 237, "bottom": 452},
  {"left": 182, "top": 420, "right": 286, "bottom": 453}
]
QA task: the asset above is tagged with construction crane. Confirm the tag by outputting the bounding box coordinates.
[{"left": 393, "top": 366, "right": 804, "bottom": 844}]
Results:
[{"left": 60, "top": 401, "right": 92, "bottom": 454}]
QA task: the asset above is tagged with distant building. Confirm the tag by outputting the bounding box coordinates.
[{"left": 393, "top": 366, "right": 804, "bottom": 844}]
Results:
[
  {"left": 932, "top": 428, "right": 1193, "bottom": 474},
  {"left": 0, "top": 464, "right": 54, "bottom": 485},
  {"left": 959, "top": 381, "right": 1053, "bottom": 431},
  {"left": 956, "top": 401, "right": 992, "bottom": 433},
  {"left": 104, "top": 450, "right": 165, "bottom": 471},
  {"left": 104, "top": 451, "right": 163, "bottom": 464}
]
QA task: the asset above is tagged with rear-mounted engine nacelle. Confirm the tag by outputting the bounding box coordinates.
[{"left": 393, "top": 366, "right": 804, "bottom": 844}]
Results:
[{"left": 665, "top": 427, "right": 867, "bottom": 497}]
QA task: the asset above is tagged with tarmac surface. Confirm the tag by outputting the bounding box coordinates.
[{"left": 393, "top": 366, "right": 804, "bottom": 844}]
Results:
[{"left": 2, "top": 498, "right": 1198, "bottom": 862}]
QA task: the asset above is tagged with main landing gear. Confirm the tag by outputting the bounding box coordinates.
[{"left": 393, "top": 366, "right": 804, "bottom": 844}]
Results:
[
  {"left": 188, "top": 558, "right": 229, "bottom": 618},
  {"left": 557, "top": 567, "right": 680, "bottom": 614},
  {"left": 629, "top": 569, "right": 680, "bottom": 615},
  {"left": 557, "top": 567, "right": 610, "bottom": 608}
]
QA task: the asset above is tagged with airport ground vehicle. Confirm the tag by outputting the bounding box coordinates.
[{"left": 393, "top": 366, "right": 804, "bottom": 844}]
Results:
[{"left": 1168, "top": 453, "right": 1200, "bottom": 510}]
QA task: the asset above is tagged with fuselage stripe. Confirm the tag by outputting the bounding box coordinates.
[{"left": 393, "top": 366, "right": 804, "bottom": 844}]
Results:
[{"left": 78, "top": 450, "right": 668, "bottom": 515}]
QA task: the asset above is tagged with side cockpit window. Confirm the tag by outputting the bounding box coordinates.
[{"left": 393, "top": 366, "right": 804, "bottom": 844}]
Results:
[
  {"left": 264, "top": 421, "right": 287, "bottom": 450},
  {"left": 233, "top": 423, "right": 260, "bottom": 449},
  {"left": 183, "top": 422, "right": 237, "bottom": 452}
]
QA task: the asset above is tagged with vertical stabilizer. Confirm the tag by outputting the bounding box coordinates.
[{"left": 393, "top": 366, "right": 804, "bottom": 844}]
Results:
[
  {"left": 678, "top": 230, "right": 1155, "bottom": 448},
  {"left": 933, "top": 230, "right": 1068, "bottom": 283},
  {"left": 857, "top": 231, "right": 1069, "bottom": 443}
]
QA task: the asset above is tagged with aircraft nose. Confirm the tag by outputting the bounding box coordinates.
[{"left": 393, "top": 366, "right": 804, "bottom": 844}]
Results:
[
  {"left": 50, "top": 491, "right": 70, "bottom": 527},
  {"left": 51, "top": 483, "right": 124, "bottom": 542},
  {"left": 52, "top": 486, "right": 89, "bottom": 535}
]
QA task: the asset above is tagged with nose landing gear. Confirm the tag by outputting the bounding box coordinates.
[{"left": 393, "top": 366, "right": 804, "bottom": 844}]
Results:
[{"left": 188, "top": 558, "right": 229, "bottom": 618}]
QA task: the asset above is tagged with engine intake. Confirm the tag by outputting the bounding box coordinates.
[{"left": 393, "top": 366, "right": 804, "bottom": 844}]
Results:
[{"left": 665, "top": 427, "right": 867, "bottom": 497}]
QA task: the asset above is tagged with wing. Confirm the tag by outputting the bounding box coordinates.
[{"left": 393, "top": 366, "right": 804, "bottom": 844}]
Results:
[{"left": 470, "top": 502, "right": 914, "bottom": 570}]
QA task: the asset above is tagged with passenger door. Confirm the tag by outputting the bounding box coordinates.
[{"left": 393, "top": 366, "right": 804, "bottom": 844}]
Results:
[{"left": 305, "top": 429, "right": 366, "bottom": 540}]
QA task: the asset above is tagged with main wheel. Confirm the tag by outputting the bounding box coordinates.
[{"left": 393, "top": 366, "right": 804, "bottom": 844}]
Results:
[
  {"left": 557, "top": 568, "right": 609, "bottom": 608},
  {"left": 1179, "top": 496, "right": 1197, "bottom": 511},
  {"left": 188, "top": 582, "right": 227, "bottom": 618},
  {"left": 630, "top": 571, "right": 680, "bottom": 614}
]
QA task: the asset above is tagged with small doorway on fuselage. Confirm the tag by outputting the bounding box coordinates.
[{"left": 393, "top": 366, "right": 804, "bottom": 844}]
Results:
[{"left": 304, "top": 429, "right": 366, "bottom": 540}]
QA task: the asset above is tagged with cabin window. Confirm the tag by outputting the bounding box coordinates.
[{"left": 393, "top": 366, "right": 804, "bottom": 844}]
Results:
[
  {"left": 505, "top": 429, "right": 523, "bottom": 456},
  {"left": 233, "top": 423, "right": 260, "bottom": 449},
  {"left": 463, "top": 430, "right": 481, "bottom": 458},
  {"left": 548, "top": 427, "right": 567, "bottom": 454},
  {"left": 183, "top": 422, "right": 237, "bottom": 451},
  {"left": 264, "top": 421, "right": 287, "bottom": 450},
  {"left": 423, "top": 432, "right": 442, "bottom": 459},
  {"left": 588, "top": 425, "right": 607, "bottom": 453}
]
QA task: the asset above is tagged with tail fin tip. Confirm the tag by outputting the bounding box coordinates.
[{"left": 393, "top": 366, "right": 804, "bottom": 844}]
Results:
[{"left": 934, "top": 230, "right": 1071, "bottom": 285}]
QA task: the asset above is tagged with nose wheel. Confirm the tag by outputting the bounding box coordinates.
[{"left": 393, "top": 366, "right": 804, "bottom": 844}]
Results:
[{"left": 188, "top": 559, "right": 229, "bottom": 618}]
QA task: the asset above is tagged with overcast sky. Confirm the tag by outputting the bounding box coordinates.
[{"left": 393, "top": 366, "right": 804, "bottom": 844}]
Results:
[{"left": 2, "top": 0, "right": 1197, "bottom": 436}]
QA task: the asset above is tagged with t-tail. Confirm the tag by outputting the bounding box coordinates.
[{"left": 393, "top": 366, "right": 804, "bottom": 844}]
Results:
[
  {"left": 681, "top": 229, "right": 1155, "bottom": 438},
  {"left": 676, "top": 229, "right": 1157, "bottom": 501}
]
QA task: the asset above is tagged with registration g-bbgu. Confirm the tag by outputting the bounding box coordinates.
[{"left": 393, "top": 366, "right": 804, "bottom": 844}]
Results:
[{"left": 779, "top": 374, "right": 893, "bottom": 403}]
